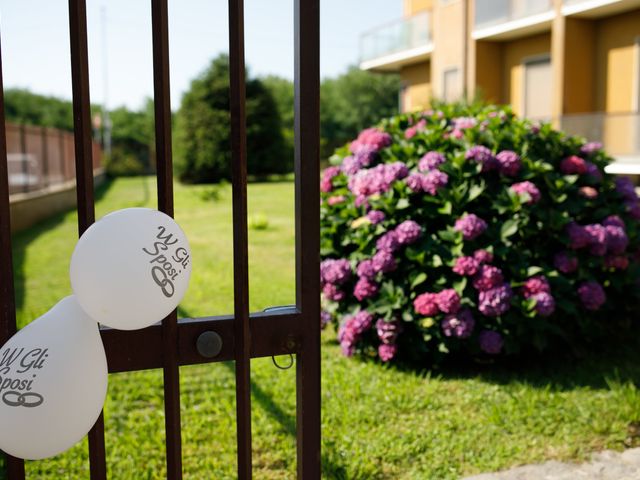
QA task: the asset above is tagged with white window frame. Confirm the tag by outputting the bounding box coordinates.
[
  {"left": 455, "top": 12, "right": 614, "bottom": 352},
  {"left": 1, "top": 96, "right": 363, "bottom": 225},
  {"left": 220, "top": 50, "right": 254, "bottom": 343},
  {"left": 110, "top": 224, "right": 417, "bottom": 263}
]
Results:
[{"left": 522, "top": 53, "right": 552, "bottom": 119}]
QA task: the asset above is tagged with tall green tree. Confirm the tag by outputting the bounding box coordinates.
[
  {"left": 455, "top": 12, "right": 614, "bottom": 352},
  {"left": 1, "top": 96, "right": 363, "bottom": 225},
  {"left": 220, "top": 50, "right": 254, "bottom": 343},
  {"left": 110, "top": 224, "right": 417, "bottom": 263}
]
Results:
[
  {"left": 175, "top": 55, "right": 289, "bottom": 183},
  {"left": 320, "top": 67, "right": 400, "bottom": 158},
  {"left": 4, "top": 88, "right": 74, "bottom": 131},
  {"left": 106, "top": 99, "right": 155, "bottom": 176}
]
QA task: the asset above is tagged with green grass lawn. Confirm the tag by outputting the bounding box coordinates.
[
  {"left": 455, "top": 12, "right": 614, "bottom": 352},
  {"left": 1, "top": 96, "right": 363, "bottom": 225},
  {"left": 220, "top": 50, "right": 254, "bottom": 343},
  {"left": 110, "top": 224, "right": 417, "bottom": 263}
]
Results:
[{"left": 3, "top": 176, "right": 640, "bottom": 479}]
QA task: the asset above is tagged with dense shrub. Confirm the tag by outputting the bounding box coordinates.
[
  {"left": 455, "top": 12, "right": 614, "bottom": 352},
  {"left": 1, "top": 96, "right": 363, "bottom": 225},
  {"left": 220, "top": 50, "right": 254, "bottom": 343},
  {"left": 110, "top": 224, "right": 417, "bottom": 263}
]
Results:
[{"left": 320, "top": 104, "right": 640, "bottom": 365}]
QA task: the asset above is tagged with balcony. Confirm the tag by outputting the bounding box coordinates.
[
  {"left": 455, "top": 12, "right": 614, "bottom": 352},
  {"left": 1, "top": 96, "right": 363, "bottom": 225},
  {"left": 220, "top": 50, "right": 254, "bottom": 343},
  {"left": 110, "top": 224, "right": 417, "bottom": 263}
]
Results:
[
  {"left": 359, "top": 11, "right": 433, "bottom": 72},
  {"left": 473, "top": 0, "right": 555, "bottom": 41},
  {"left": 560, "top": 112, "right": 640, "bottom": 173},
  {"left": 562, "top": 0, "right": 640, "bottom": 18}
]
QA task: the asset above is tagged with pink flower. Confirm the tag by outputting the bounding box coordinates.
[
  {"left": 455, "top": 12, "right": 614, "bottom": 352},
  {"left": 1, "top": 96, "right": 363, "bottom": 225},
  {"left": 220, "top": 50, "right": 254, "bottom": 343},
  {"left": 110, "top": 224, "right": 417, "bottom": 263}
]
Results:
[
  {"left": 436, "top": 289, "right": 461, "bottom": 314},
  {"left": 378, "top": 343, "right": 398, "bottom": 362},
  {"left": 473, "top": 249, "right": 493, "bottom": 264},
  {"left": 522, "top": 275, "right": 550, "bottom": 299},
  {"left": 453, "top": 256, "right": 480, "bottom": 276},
  {"left": 327, "top": 195, "right": 345, "bottom": 206},
  {"left": 322, "top": 283, "right": 345, "bottom": 301},
  {"left": 510, "top": 181, "right": 540, "bottom": 204},
  {"left": 454, "top": 214, "right": 488, "bottom": 241},
  {"left": 354, "top": 277, "right": 379, "bottom": 301},
  {"left": 414, "top": 293, "right": 439, "bottom": 316},
  {"left": 496, "top": 150, "right": 521, "bottom": 176},
  {"left": 578, "top": 186, "right": 598, "bottom": 199},
  {"left": 577, "top": 281, "right": 606, "bottom": 310},
  {"left": 560, "top": 155, "right": 587, "bottom": 175},
  {"left": 472, "top": 265, "right": 504, "bottom": 291},
  {"left": 554, "top": 252, "right": 578, "bottom": 273}
]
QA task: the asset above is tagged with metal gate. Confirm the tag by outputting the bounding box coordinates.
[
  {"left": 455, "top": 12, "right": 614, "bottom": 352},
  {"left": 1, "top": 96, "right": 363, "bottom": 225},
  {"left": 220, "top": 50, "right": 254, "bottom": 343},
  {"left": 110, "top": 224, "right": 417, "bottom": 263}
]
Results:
[{"left": 0, "top": 0, "right": 321, "bottom": 478}]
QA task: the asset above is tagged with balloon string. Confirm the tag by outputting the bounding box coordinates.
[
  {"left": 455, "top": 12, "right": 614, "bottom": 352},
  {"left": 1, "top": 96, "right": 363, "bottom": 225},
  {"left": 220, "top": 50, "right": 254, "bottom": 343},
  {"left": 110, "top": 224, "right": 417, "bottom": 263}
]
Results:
[{"left": 271, "top": 354, "right": 294, "bottom": 370}]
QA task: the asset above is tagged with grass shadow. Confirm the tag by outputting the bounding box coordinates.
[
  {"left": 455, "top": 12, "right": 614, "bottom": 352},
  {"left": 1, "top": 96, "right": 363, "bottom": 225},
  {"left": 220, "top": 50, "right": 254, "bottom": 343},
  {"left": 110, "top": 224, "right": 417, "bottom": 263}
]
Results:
[{"left": 10, "top": 178, "right": 114, "bottom": 313}]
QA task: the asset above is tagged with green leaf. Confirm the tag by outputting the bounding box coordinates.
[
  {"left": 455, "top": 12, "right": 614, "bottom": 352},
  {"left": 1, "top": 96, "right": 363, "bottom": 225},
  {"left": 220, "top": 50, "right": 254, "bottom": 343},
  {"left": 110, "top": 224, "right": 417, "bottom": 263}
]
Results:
[
  {"left": 438, "top": 201, "right": 452, "bottom": 215},
  {"left": 526, "top": 266, "right": 543, "bottom": 277},
  {"left": 410, "top": 272, "right": 428, "bottom": 289},
  {"left": 468, "top": 182, "right": 485, "bottom": 202},
  {"left": 396, "top": 198, "right": 410, "bottom": 210},
  {"left": 500, "top": 218, "right": 519, "bottom": 241}
]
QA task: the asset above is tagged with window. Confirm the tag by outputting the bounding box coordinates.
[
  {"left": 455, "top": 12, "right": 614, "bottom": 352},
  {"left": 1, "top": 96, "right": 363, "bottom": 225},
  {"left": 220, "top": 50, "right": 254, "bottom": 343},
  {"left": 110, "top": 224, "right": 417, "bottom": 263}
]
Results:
[
  {"left": 443, "top": 68, "right": 461, "bottom": 103},
  {"left": 523, "top": 56, "right": 552, "bottom": 120}
]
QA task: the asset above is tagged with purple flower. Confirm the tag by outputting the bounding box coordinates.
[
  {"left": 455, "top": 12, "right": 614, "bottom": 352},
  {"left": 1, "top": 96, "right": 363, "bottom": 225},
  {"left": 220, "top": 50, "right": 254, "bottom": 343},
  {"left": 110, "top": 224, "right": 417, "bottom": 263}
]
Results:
[
  {"left": 422, "top": 170, "right": 449, "bottom": 195},
  {"left": 453, "top": 256, "right": 480, "bottom": 276},
  {"left": 367, "top": 210, "right": 385, "bottom": 225},
  {"left": 395, "top": 220, "right": 422, "bottom": 245},
  {"left": 436, "top": 289, "right": 461, "bottom": 314},
  {"left": 320, "top": 310, "right": 332, "bottom": 329},
  {"left": 479, "top": 330, "right": 504, "bottom": 354},
  {"left": 372, "top": 250, "right": 397, "bottom": 274},
  {"left": 406, "top": 173, "right": 425, "bottom": 192},
  {"left": 322, "top": 283, "right": 345, "bottom": 301},
  {"left": 321, "top": 166, "right": 341, "bottom": 193},
  {"left": 496, "top": 150, "right": 521, "bottom": 176},
  {"left": 478, "top": 283, "right": 513, "bottom": 317},
  {"left": 338, "top": 310, "right": 374, "bottom": 356},
  {"left": 604, "top": 255, "right": 629, "bottom": 270},
  {"left": 376, "top": 319, "right": 402, "bottom": 344},
  {"left": 560, "top": 155, "right": 587, "bottom": 175},
  {"left": 603, "top": 215, "right": 625, "bottom": 229},
  {"left": 383, "top": 162, "right": 409, "bottom": 185},
  {"left": 356, "top": 259, "right": 376, "bottom": 279},
  {"left": 354, "top": 277, "right": 379, "bottom": 301},
  {"left": 577, "top": 281, "right": 606, "bottom": 311},
  {"left": 414, "top": 292, "right": 439, "bottom": 316},
  {"left": 466, "top": 145, "right": 497, "bottom": 171},
  {"left": 580, "top": 142, "right": 603, "bottom": 156},
  {"left": 554, "top": 251, "right": 578, "bottom": 273},
  {"left": 510, "top": 181, "right": 540, "bottom": 204},
  {"left": 522, "top": 275, "right": 550, "bottom": 299},
  {"left": 532, "top": 292, "right": 555, "bottom": 316},
  {"left": 453, "top": 117, "right": 477, "bottom": 130},
  {"left": 627, "top": 200, "right": 640, "bottom": 219},
  {"left": 376, "top": 231, "right": 400, "bottom": 253},
  {"left": 585, "top": 224, "right": 607, "bottom": 256},
  {"left": 378, "top": 343, "right": 398, "bottom": 362},
  {"left": 354, "top": 145, "right": 378, "bottom": 167},
  {"left": 585, "top": 162, "right": 603, "bottom": 181},
  {"left": 616, "top": 177, "right": 638, "bottom": 202},
  {"left": 441, "top": 309, "right": 475, "bottom": 339},
  {"left": 455, "top": 214, "right": 488, "bottom": 241},
  {"left": 605, "top": 225, "right": 628, "bottom": 254},
  {"left": 419, "top": 151, "right": 445, "bottom": 171},
  {"left": 566, "top": 222, "right": 590, "bottom": 249},
  {"left": 320, "top": 258, "right": 352, "bottom": 285},
  {"left": 472, "top": 265, "right": 504, "bottom": 291},
  {"left": 341, "top": 156, "right": 363, "bottom": 175},
  {"left": 350, "top": 128, "right": 392, "bottom": 153},
  {"left": 473, "top": 249, "right": 493, "bottom": 264}
]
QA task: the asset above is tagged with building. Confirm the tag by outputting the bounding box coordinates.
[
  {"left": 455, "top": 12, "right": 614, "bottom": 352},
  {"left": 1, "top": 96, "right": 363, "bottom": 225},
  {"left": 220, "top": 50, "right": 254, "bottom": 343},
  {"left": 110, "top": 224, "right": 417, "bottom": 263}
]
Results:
[{"left": 360, "top": 0, "right": 640, "bottom": 170}]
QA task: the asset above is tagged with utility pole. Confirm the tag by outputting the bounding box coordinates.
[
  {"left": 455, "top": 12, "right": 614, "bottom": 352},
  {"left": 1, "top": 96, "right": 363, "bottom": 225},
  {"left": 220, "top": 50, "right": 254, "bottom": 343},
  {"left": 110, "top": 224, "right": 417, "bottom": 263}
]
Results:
[{"left": 101, "top": 5, "right": 112, "bottom": 159}]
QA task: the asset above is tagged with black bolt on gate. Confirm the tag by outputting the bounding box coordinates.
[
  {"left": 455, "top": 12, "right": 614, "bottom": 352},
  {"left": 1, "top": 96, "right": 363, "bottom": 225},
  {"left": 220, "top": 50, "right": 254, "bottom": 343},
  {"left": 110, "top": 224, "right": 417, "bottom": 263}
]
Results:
[{"left": 0, "top": 0, "right": 321, "bottom": 478}]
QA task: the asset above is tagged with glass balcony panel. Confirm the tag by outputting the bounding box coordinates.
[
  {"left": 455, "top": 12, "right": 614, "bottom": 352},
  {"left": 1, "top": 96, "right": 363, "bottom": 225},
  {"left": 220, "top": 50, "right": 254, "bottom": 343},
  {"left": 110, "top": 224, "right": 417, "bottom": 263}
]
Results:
[
  {"left": 560, "top": 112, "right": 640, "bottom": 158},
  {"left": 475, "top": 0, "right": 552, "bottom": 29},
  {"left": 360, "top": 11, "right": 432, "bottom": 64}
]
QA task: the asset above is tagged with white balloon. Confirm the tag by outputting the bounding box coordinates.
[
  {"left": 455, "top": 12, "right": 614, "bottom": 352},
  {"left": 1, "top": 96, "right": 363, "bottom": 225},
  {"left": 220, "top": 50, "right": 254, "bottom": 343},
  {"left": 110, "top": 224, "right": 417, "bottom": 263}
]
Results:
[
  {"left": 0, "top": 296, "right": 108, "bottom": 460},
  {"left": 70, "top": 208, "right": 192, "bottom": 330}
]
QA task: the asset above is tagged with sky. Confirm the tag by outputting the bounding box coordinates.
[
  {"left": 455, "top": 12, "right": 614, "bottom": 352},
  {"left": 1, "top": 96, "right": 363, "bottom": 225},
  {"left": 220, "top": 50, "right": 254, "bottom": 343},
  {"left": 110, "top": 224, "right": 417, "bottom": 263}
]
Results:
[{"left": 0, "top": 0, "right": 400, "bottom": 110}]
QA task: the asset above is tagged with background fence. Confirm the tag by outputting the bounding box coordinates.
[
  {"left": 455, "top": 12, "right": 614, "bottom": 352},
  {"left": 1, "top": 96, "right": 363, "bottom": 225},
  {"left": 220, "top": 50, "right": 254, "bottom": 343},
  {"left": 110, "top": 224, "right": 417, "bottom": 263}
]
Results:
[{"left": 5, "top": 123, "right": 101, "bottom": 196}]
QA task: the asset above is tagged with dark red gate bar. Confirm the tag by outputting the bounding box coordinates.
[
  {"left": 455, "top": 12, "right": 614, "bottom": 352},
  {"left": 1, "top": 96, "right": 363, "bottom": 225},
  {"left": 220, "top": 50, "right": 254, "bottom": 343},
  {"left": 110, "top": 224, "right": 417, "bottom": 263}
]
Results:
[
  {"left": 150, "top": 1, "right": 183, "bottom": 479},
  {"left": 228, "top": 0, "right": 253, "bottom": 478},
  {"left": 67, "top": 1, "right": 107, "bottom": 478},
  {"left": 294, "top": 0, "right": 321, "bottom": 478},
  {"left": 0, "top": 27, "right": 27, "bottom": 480}
]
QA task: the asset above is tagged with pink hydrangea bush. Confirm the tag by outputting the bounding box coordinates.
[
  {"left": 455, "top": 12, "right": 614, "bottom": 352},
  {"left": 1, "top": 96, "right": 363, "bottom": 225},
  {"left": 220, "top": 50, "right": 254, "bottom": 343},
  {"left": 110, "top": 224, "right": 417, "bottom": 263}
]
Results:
[{"left": 320, "top": 105, "right": 640, "bottom": 365}]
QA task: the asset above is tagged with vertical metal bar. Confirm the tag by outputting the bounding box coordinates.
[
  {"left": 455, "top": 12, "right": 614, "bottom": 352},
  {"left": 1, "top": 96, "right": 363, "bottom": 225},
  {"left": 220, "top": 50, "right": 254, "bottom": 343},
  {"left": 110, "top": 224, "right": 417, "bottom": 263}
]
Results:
[
  {"left": 228, "top": 0, "right": 252, "bottom": 478},
  {"left": 68, "top": 1, "right": 106, "bottom": 478},
  {"left": 0, "top": 27, "right": 27, "bottom": 480},
  {"left": 41, "top": 126, "right": 49, "bottom": 188},
  {"left": 151, "top": 1, "right": 182, "bottom": 479},
  {"left": 294, "top": 0, "right": 321, "bottom": 478}
]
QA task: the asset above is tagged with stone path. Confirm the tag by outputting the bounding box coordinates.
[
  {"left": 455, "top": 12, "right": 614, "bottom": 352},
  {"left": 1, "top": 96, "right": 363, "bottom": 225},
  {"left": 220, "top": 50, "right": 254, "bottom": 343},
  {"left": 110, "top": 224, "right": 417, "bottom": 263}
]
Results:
[{"left": 464, "top": 448, "right": 640, "bottom": 480}]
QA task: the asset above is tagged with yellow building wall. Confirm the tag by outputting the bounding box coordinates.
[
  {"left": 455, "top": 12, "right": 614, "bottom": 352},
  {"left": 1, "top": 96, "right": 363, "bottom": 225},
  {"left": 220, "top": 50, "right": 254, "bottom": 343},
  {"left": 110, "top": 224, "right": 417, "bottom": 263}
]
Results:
[
  {"left": 401, "top": 61, "right": 432, "bottom": 112},
  {"left": 563, "top": 18, "right": 596, "bottom": 114},
  {"left": 502, "top": 33, "right": 552, "bottom": 116},
  {"left": 404, "top": 0, "right": 433, "bottom": 15},
  {"left": 594, "top": 10, "right": 640, "bottom": 113},
  {"left": 432, "top": 0, "right": 465, "bottom": 99},
  {"left": 475, "top": 41, "right": 503, "bottom": 103}
]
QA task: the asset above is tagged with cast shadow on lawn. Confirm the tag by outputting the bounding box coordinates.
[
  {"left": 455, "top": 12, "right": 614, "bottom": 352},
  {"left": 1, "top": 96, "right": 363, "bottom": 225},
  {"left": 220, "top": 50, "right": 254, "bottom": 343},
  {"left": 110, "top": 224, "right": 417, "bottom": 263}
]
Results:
[
  {"left": 11, "top": 178, "right": 115, "bottom": 316},
  {"left": 219, "top": 358, "right": 349, "bottom": 479}
]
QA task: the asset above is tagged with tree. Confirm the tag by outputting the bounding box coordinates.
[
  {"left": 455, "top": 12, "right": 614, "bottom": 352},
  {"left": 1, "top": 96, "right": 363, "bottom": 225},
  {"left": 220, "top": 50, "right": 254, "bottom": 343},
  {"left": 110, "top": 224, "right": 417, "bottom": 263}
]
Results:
[
  {"left": 174, "top": 55, "right": 289, "bottom": 183},
  {"left": 106, "top": 99, "right": 155, "bottom": 176},
  {"left": 320, "top": 67, "right": 400, "bottom": 158},
  {"left": 4, "top": 89, "right": 74, "bottom": 131}
]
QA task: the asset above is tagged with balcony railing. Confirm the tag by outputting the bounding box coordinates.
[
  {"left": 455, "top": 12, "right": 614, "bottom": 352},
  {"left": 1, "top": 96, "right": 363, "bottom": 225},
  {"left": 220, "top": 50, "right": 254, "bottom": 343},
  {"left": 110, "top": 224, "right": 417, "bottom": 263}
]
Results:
[
  {"left": 475, "top": 0, "right": 553, "bottom": 29},
  {"left": 560, "top": 111, "right": 640, "bottom": 162},
  {"left": 360, "top": 11, "right": 432, "bottom": 65}
]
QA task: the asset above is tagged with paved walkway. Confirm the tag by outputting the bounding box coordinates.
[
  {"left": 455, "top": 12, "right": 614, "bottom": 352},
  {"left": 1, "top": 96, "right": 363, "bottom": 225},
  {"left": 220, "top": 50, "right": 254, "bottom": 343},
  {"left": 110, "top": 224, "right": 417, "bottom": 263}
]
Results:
[{"left": 464, "top": 448, "right": 640, "bottom": 480}]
